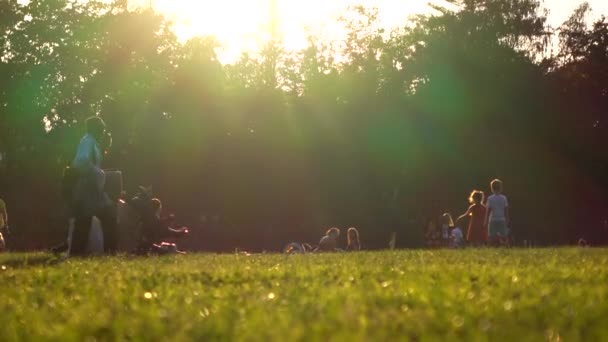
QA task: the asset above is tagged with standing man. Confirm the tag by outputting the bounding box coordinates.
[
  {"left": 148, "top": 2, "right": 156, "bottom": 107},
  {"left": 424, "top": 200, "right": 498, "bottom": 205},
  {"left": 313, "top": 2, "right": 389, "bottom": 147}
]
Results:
[{"left": 70, "top": 116, "right": 117, "bottom": 256}]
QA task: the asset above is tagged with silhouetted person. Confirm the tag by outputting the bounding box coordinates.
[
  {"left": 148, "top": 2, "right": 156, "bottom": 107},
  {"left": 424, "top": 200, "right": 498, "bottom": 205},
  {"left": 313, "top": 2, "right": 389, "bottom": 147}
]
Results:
[
  {"left": 440, "top": 213, "right": 454, "bottom": 247},
  {"left": 283, "top": 242, "right": 312, "bottom": 254},
  {"left": 346, "top": 227, "right": 361, "bottom": 251},
  {"left": 0, "top": 198, "right": 8, "bottom": 240},
  {"left": 0, "top": 196, "right": 5, "bottom": 252},
  {"left": 136, "top": 198, "right": 188, "bottom": 254},
  {"left": 316, "top": 227, "right": 340, "bottom": 252},
  {"left": 70, "top": 116, "right": 117, "bottom": 256},
  {"left": 425, "top": 218, "right": 441, "bottom": 248},
  {"left": 457, "top": 190, "right": 487, "bottom": 246}
]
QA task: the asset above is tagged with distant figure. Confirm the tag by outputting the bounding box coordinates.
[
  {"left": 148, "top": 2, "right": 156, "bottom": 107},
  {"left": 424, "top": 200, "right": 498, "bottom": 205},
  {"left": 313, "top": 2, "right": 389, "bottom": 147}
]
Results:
[
  {"left": 388, "top": 232, "right": 396, "bottom": 250},
  {"left": 316, "top": 227, "right": 340, "bottom": 252},
  {"left": 578, "top": 238, "right": 590, "bottom": 248},
  {"left": 450, "top": 225, "right": 465, "bottom": 248},
  {"left": 70, "top": 116, "right": 117, "bottom": 256},
  {"left": 346, "top": 227, "right": 361, "bottom": 251},
  {"left": 425, "top": 218, "right": 441, "bottom": 248},
  {"left": 151, "top": 242, "right": 186, "bottom": 255},
  {"left": 283, "top": 242, "right": 313, "bottom": 254},
  {"left": 0, "top": 197, "right": 7, "bottom": 250},
  {"left": 0, "top": 197, "right": 7, "bottom": 233},
  {"left": 440, "top": 213, "right": 454, "bottom": 246},
  {"left": 136, "top": 197, "right": 188, "bottom": 254},
  {"left": 485, "top": 179, "right": 510, "bottom": 246},
  {"left": 457, "top": 190, "right": 487, "bottom": 246}
]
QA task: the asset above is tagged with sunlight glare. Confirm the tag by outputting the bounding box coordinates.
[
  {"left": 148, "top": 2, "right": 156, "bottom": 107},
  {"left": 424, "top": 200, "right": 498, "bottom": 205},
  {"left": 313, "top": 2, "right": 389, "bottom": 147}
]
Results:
[
  {"left": 130, "top": 0, "right": 608, "bottom": 64},
  {"left": 133, "top": 0, "right": 439, "bottom": 63}
]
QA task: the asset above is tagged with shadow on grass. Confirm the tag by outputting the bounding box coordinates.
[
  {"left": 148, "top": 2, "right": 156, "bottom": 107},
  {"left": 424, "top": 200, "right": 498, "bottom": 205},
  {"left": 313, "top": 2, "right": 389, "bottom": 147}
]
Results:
[{"left": 0, "top": 253, "right": 65, "bottom": 269}]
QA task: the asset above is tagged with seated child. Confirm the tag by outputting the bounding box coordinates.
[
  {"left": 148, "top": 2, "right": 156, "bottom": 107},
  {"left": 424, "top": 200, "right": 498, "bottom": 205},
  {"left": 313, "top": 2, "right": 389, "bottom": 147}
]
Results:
[
  {"left": 283, "top": 242, "right": 313, "bottom": 254},
  {"left": 450, "top": 226, "right": 465, "bottom": 248},
  {"left": 315, "top": 227, "right": 340, "bottom": 252},
  {"left": 425, "top": 219, "right": 441, "bottom": 248},
  {"left": 440, "top": 213, "right": 454, "bottom": 247},
  {"left": 137, "top": 198, "right": 188, "bottom": 254},
  {"left": 346, "top": 227, "right": 361, "bottom": 251}
]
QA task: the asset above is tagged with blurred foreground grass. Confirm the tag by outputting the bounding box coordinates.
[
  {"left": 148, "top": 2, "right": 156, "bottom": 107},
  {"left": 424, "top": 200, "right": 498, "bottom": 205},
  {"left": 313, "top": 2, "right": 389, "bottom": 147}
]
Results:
[{"left": 1, "top": 248, "right": 607, "bottom": 341}]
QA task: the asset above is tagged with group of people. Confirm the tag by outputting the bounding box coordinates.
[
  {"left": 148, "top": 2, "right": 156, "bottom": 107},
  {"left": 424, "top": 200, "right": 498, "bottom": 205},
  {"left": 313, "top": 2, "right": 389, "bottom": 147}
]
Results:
[
  {"left": 2, "top": 116, "right": 513, "bottom": 256},
  {"left": 284, "top": 226, "right": 361, "bottom": 253},
  {"left": 426, "top": 179, "right": 511, "bottom": 248},
  {"left": 61, "top": 116, "right": 188, "bottom": 256}
]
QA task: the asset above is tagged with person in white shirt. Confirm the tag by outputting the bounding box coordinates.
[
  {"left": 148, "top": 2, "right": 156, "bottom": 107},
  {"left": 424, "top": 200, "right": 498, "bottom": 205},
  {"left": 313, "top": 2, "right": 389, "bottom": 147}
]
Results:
[{"left": 484, "top": 179, "right": 510, "bottom": 246}]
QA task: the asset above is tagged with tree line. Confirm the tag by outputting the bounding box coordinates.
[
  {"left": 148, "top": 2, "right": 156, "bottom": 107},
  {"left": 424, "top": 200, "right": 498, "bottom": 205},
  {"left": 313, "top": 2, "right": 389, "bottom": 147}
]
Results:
[{"left": 0, "top": 0, "right": 607, "bottom": 250}]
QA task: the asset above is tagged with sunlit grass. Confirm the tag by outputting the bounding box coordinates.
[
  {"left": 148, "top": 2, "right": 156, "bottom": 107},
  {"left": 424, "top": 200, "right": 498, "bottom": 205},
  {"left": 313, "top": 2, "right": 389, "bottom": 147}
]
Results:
[{"left": 1, "top": 249, "right": 607, "bottom": 340}]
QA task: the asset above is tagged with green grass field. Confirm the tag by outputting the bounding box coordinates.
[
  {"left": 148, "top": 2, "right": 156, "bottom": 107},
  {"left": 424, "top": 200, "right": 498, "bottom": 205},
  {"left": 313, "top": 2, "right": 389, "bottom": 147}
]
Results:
[{"left": 1, "top": 249, "right": 607, "bottom": 341}]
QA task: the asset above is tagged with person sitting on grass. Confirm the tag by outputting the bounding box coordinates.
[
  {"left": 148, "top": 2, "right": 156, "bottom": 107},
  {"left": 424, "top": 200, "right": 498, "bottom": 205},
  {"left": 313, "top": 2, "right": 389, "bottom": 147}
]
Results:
[
  {"left": 440, "top": 213, "right": 454, "bottom": 247},
  {"left": 485, "top": 179, "right": 510, "bottom": 247},
  {"left": 315, "top": 227, "right": 340, "bottom": 252},
  {"left": 137, "top": 198, "right": 188, "bottom": 255},
  {"left": 425, "top": 218, "right": 441, "bottom": 248},
  {"left": 456, "top": 190, "right": 487, "bottom": 247},
  {"left": 450, "top": 225, "right": 465, "bottom": 248},
  {"left": 346, "top": 227, "right": 361, "bottom": 251},
  {"left": 283, "top": 242, "right": 313, "bottom": 254}
]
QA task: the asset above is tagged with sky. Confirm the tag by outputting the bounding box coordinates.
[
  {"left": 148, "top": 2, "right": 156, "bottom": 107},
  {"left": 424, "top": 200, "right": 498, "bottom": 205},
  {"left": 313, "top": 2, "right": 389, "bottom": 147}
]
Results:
[
  {"left": 17, "top": 0, "right": 608, "bottom": 62},
  {"left": 125, "top": 0, "right": 608, "bottom": 63}
]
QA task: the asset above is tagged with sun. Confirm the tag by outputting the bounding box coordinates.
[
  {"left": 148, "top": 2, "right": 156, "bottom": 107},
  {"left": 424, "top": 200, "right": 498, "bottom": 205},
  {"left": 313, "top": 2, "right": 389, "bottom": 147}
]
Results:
[{"left": 134, "top": 0, "right": 443, "bottom": 63}]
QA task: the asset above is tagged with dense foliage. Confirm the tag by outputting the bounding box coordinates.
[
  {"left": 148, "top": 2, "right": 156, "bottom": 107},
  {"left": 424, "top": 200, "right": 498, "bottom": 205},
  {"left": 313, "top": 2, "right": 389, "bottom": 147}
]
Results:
[{"left": 0, "top": 0, "right": 607, "bottom": 250}]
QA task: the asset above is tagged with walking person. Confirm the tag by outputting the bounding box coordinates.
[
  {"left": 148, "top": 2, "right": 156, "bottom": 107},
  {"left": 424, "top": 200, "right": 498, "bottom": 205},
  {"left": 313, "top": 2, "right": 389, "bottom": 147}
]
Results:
[{"left": 70, "top": 116, "right": 117, "bottom": 256}]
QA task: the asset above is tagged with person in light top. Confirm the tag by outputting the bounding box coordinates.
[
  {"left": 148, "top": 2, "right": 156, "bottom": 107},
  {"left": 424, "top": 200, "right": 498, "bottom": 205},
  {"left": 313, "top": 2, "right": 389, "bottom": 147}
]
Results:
[
  {"left": 70, "top": 117, "right": 117, "bottom": 256},
  {"left": 485, "top": 179, "right": 510, "bottom": 246},
  {"left": 450, "top": 225, "right": 465, "bottom": 248}
]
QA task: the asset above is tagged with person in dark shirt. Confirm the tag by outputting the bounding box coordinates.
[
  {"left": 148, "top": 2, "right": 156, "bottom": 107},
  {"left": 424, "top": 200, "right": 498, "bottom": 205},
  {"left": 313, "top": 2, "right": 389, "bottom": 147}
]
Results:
[
  {"left": 136, "top": 197, "right": 188, "bottom": 254},
  {"left": 316, "top": 227, "right": 340, "bottom": 252}
]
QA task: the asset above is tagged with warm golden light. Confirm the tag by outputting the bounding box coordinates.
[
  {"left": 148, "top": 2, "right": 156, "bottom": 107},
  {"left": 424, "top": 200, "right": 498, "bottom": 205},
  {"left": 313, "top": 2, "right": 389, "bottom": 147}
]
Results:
[
  {"left": 130, "top": 0, "right": 608, "bottom": 63},
  {"left": 132, "top": 0, "right": 439, "bottom": 63}
]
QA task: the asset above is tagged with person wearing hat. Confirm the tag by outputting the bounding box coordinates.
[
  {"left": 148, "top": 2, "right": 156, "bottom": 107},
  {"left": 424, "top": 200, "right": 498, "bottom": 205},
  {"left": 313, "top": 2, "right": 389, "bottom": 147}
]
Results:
[{"left": 70, "top": 116, "right": 117, "bottom": 256}]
